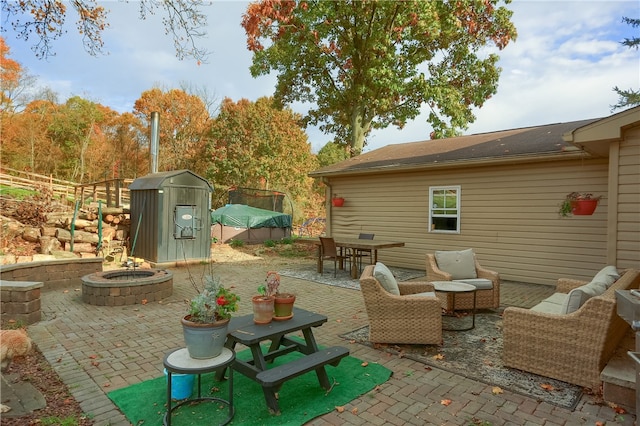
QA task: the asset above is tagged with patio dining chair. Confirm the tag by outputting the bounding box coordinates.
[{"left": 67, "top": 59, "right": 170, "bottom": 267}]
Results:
[
  {"left": 319, "top": 237, "right": 351, "bottom": 277},
  {"left": 355, "top": 233, "right": 374, "bottom": 273}
]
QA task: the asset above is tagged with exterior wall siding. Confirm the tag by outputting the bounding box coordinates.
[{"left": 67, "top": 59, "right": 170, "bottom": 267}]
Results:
[
  {"left": 617, "top": 127, "right": 640, "bottom": 269},
  {"left": 328, "top": 157, "right": 610, "bottom": 286}
]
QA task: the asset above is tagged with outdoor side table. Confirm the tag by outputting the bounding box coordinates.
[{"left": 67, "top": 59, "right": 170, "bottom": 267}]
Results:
[
  {"left": 163, "top": 347, "right": 235, "bottom": 426},
  {"left": 432, "top": 281, "right": 477, "bottom": 331}
]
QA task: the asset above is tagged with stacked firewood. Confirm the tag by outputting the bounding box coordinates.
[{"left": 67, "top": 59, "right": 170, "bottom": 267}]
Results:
[{"left": 18, "top": 206, "right": 131, "bottom": 258}]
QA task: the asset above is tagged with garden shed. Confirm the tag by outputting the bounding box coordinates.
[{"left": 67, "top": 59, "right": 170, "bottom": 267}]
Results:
[
  {"left": 129, "top": 169, "right": 213, "bottom": 265},
  {"left": 211, "top": 204, "right": 291, "bottom": 244}
]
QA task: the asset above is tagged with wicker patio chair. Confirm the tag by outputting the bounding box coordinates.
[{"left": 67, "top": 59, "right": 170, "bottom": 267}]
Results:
[
  {"left": 359, "top": 264, "right": 442, "bottom": 345},
  {"left": 426, "top": 250, "right": 500, "bottom": 310},
  {"left": 503, "top": 268, "right": 640, "bottom": 390}
]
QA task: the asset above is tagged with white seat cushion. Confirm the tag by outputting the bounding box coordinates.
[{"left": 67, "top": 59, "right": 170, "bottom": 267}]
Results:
[
  {"left": 453, "top": 278, "right": 493, "bottom": 290},
  {"left": 374, "top": 262, "right": 400, "bottom": 295},
  {"left": 411, "top": 291, "right": 436, "bottom": 298},
  {"left": 434, "top": 249, "right": 477, "bottom": 280},
  {"left": 531, "top": 293, "right": 568, "bottom": 314},
  {"left": 560, "top": 266, "right": 619, "bottom": 314}
]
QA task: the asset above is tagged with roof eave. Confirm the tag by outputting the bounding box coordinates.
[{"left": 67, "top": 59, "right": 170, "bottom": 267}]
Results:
[{"left": 309, "top": 150, "right": 588, "bottom": 178}]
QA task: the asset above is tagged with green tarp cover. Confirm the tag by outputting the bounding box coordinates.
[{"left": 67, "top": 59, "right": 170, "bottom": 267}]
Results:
[{"left": 211, "top": 204, "right": 291, "bottom": 229}]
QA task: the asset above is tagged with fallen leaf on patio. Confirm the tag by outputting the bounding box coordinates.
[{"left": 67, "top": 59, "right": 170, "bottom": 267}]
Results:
[
  {"left": 63, "top": 398, "right": 72, "bottom": 404},
  {"left": 351, "top": 407, "right": 358, "bottom": 414},
  {"left": 335, "top": 406, "right": 345, "bottom": 413},
  {"left": 141, "top": 299, "right": 148, "bottom": 305},
  {"left": 361, "top": 361, "right": 368, "bottom": 367},
  {"left": 433, "top": 354, "right": 444, "bottom": 360},
  {"left": 482, "top": 359, "right": 493, "bottom": 366},
  {"left": 607, "top": 402, "right": 626, "bottom": 414},
  {"left": 336, "top": 319, "right": 342, "bottom": 323},
  {"left": 64, "top": 290, "right": 69, "bottom": 293},
  {"left": 91, "top": 361, "right": 100, "bottom": 367},
  {"left": 540, "top": 383, "right": 555, "bottom": 391},
  {"left": 424, "top": 366, "right": 432, "bottom": 371},
  {"left": 89, "top": 354, "right": 98, "bottom": 359},
  {"left": 440, "top": 399, "right": 452, "bottom": 406},
  {"left": 596, "top": 422, "right": 605, "bottom": 426},
  {"left": 349, "top": 339, "right": 356, "bottom": 344},
  {"left": 374, "top": 385, "right": 382, "bottom": 391},
  {"left": 491, "top": 386, "right": 503, "bottom": 395},
  {"left": 103, "top": 383, "right": 111, "bottom": 387}
]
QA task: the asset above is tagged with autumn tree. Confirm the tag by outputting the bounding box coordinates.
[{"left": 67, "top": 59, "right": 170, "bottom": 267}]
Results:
[
  {"left": 242, "top": 0, "right": 517, "bottom": 156},
  {"left": 48, "top": 96, "right": 106, "bottom": 182},
  {"left": 205, "top": 97, "right": 319, "bottom": 218},
  {"left": 612, "top": 17, "right": 640, "bottom": 111},
  {"left": 133, "top": 88, "right": 211, "bottom": 173},
  {"left": 1, "top": 0, "right": 210, "bottom": 61},
  {"left": 0, "top": 36, "right": 21, "bottom": 110}
]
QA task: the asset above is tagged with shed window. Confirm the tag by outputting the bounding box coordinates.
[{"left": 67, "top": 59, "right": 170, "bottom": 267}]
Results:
[{"left": 429, "top": 186, "right": 460, "bottom": 233}]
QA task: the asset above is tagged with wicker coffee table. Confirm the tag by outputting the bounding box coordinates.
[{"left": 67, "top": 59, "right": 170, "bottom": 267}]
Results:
[{"left": 431, "top": 281, "right": 477, "bottom": 331}]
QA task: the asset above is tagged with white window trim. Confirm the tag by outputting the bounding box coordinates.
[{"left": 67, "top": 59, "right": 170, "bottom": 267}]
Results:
[{"left": 428, "top": 185, "right": 461, "bottom": 234}]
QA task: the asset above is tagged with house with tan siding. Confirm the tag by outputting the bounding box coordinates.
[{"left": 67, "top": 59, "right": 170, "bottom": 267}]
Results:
[{"left": 309, "top": 106, "right": 640, "bottom": 286}]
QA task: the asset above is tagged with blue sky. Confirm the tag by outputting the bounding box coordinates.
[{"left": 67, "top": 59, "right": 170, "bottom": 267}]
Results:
[{"left": 3, "top": 0, "right": 639, "bottom": 153}]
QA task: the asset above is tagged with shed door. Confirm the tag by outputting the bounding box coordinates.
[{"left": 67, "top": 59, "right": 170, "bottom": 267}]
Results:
[{"left": 174, "top": 205, "right": 197, "bottom": 239}]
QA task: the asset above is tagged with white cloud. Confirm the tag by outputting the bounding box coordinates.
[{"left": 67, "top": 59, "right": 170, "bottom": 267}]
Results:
[{"left": 4, "top": 0, "right": 639, "bottom": 154}]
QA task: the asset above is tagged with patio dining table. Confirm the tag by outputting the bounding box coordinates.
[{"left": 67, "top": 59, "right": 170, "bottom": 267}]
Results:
[{"left": 299, "top": 237, "right": 405, "bottom": 278}]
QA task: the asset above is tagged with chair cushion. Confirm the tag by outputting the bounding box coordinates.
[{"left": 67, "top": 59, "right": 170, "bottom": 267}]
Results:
[
  {"left": 453, "top": 278, "right": 493, "bottom": 290},
  {"left": 374, "top": 262, "right": 400, "bottom": 295},
  {"left": 531, "top": 293, "right": 568, "bottom": 314},
  {"left": 592, "top": 265, "right": 620, "bottom": 289},
  {"left": 411, "top": 291, "right": 436, "bottom": 298},
  {"left": 559, "top": 266, "right": 618, "bottom": 314},
  {"left": 434, "top": 249, "right": 477, "bottom": 280}
]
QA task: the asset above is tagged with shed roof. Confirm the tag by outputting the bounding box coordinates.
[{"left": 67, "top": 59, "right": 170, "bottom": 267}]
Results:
[
  {"left": 129, "top": 169, "right": 213, "bottom": 191},
  {"left": 310, "top": 118, "right": 601, "bottom": 178}
]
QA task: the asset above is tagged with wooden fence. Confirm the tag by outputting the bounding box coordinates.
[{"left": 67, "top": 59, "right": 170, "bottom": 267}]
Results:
[{"left": 0, "top": 168, "right": 132, "bottom": 208}]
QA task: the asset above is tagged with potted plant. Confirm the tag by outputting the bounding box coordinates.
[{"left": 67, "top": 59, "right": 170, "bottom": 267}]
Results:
[
  {"left": 559, "top": 192, "right": 602, "bottom": 217},
  {"left": 182, "top": 274, "right": 239, "bottom": 359},
  {"left": 332, "top": 195, "right": 345, "bottom": 207},
  {"left": 252, "top": 289, "right": 275, "bottom": 325},
  {"left": 263, "top": 271, "right": 296, "bottom": 320}
]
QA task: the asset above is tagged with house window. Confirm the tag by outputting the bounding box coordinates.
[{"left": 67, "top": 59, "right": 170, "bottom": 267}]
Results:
[{"left": 429, "top": 186, "right": 460, "bottom": 233}]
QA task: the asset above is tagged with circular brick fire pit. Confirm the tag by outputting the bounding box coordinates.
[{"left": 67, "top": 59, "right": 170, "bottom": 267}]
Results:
[{"left": 82, "top": 268, "right": 173, "bottom": 306}]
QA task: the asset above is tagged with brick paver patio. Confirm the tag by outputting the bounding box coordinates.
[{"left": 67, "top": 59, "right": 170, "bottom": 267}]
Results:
[{"left": 26, "top": 257, "right": 635, "bottom": 425}]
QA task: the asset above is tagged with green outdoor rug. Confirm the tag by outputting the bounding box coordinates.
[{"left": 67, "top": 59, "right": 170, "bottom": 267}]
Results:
[{"left": 108, "top": 349, "right": 392, "bottom": 425}]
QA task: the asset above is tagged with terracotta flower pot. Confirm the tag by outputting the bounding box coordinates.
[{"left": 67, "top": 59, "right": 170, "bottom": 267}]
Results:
[
  {"left": 570, "top": 199, "right": 598, "bottom": 215},
  {"left": 252, "top": 295, "right": 275, "bottom": 324},
  {"left": 273, "top": 293, "right": 296, "bottom": 320}
]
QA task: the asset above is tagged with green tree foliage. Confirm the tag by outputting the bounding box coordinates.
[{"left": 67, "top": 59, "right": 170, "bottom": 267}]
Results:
[
  {"left": 205, "top": 97, "right": 319, "bottom": 218},
  {"left": 242, "top": 0, "right": 517, "bottom": 156},
  {"left": 48, "top": 96, "right": 107, "bottom": 182},
  {"left": 612, "top": 17, "right": 640, "bottom": 111},
  {"left": 133, "top": 88, "right": 211, "bottom": 172},
  {"left": 317, "top": 142, "right": 349, "bottom": 168},
  {"left": 0, "top": 0, "right": 209, "bottom": 61}
]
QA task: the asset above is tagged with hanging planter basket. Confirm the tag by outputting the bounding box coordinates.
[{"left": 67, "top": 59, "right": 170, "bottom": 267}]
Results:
[
  {"left": 570, "top": 199, "right": 599, "bottom": 215},
  {"left": 332, "top": 197, "right": 345, "bottom": 207}
]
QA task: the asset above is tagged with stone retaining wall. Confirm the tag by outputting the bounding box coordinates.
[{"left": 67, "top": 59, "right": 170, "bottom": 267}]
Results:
[
  {"left": 0, "top": 258, "right": 103, "bottom": 325},
  {"left": 0, "top": 280, "right": 44, "bottom": 325},
  {"left": 0, "top": 258, "right": 103, "bottom": 291}
]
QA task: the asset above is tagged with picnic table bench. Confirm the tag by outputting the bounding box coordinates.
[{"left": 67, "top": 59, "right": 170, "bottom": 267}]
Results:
[
  {"left": 256, "top": 346, "right": 349, "bottom": 414},
  {"left": 217, "top": 308, "right": 350, "bottom": 415}
]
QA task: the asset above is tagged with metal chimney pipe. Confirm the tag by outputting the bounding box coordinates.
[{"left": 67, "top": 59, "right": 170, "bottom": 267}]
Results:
[{"left": 150, "top": 112, "right": 160, "bottom": 174}]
